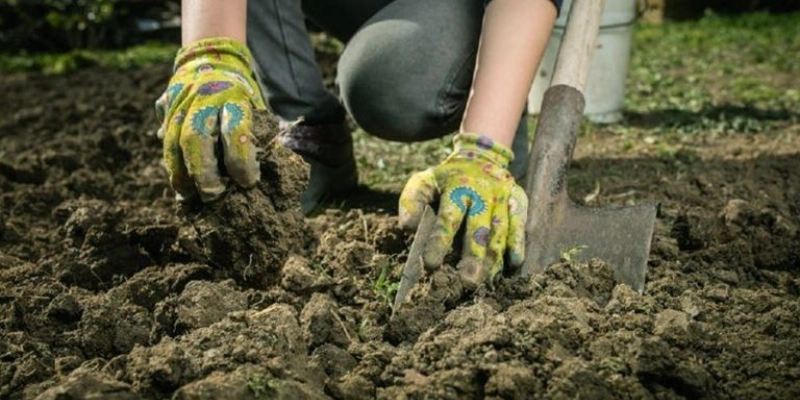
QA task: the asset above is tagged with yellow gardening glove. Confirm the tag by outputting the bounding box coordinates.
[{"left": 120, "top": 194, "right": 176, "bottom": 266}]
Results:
[
  {"left": 398, "top": 133, "right": 528, "bottom": 287},
  {"left": 155, "top": 37, "right": 266, "bottom": 202}
]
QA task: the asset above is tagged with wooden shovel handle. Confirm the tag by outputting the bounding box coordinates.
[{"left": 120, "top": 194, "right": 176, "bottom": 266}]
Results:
[{"left": 551, "top": 0, "right": 606, "bottom": 93}]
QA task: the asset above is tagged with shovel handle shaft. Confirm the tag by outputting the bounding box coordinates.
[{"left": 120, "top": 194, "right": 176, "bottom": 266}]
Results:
[{"left": 550, "top": 0, "right": 606, "bottom": 92}]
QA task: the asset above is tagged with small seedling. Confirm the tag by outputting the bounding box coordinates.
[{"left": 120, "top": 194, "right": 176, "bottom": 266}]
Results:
[
  {"left": 247, "top": 375, "right": 281, "bottom": 399},
  {"left": 560, "top": 245, "right": 588, "bottom": 263},
  {"left": 247, "top": 375, "right": 268, "bottom": 398},
  {"left": 373, "top": 261, "right": 400, "bottom": 305}
]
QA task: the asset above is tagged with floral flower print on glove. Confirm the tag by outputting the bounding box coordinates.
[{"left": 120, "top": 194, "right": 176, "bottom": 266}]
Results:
[
  {"left": 399, "top": 133, "right": 528, "bottom": 287},
  {"left": 155, "top": 37, "right": 266, "bottom": 202}
]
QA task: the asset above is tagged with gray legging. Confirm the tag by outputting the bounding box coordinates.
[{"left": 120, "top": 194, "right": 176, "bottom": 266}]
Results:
[{"left": 246, "top": 0, "right": 529, "bottom": 179}]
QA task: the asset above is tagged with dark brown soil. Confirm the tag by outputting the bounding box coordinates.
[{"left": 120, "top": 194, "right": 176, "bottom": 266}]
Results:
[{"left": 2, "top": 64, "right": 799, "bottom": 400}]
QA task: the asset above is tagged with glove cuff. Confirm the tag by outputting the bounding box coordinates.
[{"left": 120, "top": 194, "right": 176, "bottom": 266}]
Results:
[
  {"left": 174, "top": 37, "right": 257, "bottom": 74},
  {"left": 452, "top": 133, "right": 515, "bottom": 169}
]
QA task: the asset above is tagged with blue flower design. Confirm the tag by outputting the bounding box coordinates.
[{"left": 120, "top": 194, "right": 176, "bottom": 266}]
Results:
[
  {"left": 474, "top": 226, "right": 490, "bottom": 247},
  {"left": 165, "top": 83, "right": 184, "bottom": 109},
  {"left": 449, "top": 186, "right": 487, "bottom": 216},
  {"left": 191, "top": 106, "right": 219, "bottom": 136},
  {"left": 222, "top": 103, "right": 244, "bottom": 133}
]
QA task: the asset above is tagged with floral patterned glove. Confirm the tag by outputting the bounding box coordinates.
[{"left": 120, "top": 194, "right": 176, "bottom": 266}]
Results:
[
  {"left": 155, "top": 37, "right": 266, "bottom": 202},
  {"left": 398, "top": 133, "right": 528, "bottom": 286}
]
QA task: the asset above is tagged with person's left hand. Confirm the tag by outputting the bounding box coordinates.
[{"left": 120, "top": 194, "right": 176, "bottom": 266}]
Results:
[{"left": 398, "top": 133, "right": 528, "bottom": 287}]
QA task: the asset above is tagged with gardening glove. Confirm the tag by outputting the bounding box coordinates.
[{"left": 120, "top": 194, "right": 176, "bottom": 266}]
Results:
[
  {"left": 398, "top": 133, "right": 528, "bottom": 287},
  {"left": 155, "top": 37, "right": 266, "bottom": 202}
]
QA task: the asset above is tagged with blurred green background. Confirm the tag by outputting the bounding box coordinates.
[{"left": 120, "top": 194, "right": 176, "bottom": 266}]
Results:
[
  {"left": 1, "top": 0, "right": 180, "bottom": 51},
  {"left": 2, "top": 0, "right": 799, "bottom": 54}
]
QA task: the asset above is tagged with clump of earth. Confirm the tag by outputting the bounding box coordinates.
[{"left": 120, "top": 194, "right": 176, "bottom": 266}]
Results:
[{"left": 1, "top": 64, "right": 799, "bottom": 399}]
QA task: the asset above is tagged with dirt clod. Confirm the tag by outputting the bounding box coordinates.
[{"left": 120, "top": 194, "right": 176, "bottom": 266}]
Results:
[
  {"left": 175, "top": 280, "right": 248, "bottom": 330},
  {"left": 175, "top": 112, "right": 309, "bottom": 288}
]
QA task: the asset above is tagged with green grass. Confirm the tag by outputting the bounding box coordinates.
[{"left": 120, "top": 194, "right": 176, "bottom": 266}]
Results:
[
  {"left": 372, "top": 260, "right": 401, "bottom": 306},
  {"left": 353, "top": 129, "right": 453, "bottom": 192},
  {"left": 0, "top": 42, "right": 178, "bottom": 74},
  {"left": 623, "top": 11, "right": 800, "bottom": 139}
]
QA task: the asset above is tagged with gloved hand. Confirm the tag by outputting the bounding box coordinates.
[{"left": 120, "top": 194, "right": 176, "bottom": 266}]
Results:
[
  {"left": 398, "top": 133, "right": 528, "bottom": 287},
  {"left": 155, "top": 37, "right": 266, "bottom": 202}
]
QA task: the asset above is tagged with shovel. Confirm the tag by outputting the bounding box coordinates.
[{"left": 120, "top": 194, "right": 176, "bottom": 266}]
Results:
[{"left": 520, "top": 0, "right": 657, "bottom": 292}]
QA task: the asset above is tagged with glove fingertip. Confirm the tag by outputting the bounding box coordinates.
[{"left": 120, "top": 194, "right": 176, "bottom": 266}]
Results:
[
  {"left": 196, "top": 184, "right": 226, "bottom": 203},
  {"left": 219, "top": 102, "right": 261, "bottom": 189},
  {"left": 398, "top": 169, "right": 438, "bottom": 231},
  {"left": 155, "top": 96, "right": 166, "bottom": 118},
  {"left": 456, "top": 257, "right": 488, "bottom": 290},
  {"left": 398, "top": 201, "right": 425, "bottom": 231},
  {"left": 422, "top": 246, "right": 445, "bottom": 270},
  {"left": 192, "top": 170, "right": 227, "bottom": 203},
  {"left": 507, "top": 249, "right": 525, "bottom": 269},
  {"left": 507, "top": 192, "right": 528, "bottom": 269},
  {"left": 224, "top": 147, "right": 260, "bottom": 188},
  {"left": 230, "top": 167, "right": 260, "bottom": 189}
]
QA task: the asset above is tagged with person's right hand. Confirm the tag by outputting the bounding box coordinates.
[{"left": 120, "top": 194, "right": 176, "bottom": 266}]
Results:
[
  {"left": 398, "top": 133, "right": 528, "bottom": 287},
  {"left": 155, "top": 37, "right": 266, "bottom": 202}
]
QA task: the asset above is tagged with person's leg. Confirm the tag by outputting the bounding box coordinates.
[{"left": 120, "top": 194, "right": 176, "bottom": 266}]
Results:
[
  {"left": 338, "top": 0, "right": 482, "bottom": 141},
  {"left": 246, "top": 0, "right": 393, "bottom": 124},
  {"left": 246, "top": 0, "right": 397, "bottom": 215},
  {"left": 336, "top": 0, "right": 530, "bottom": 180},
  {"left": 302, "top": 0, "right": 395, "bottom": 42}
]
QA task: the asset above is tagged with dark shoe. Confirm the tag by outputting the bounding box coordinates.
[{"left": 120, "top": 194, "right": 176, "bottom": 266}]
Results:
[
  {"left": 509, "top": 120, "right": 530, "bottom": 184},
  {"left": 278, "top": 121, "right": 358, "bottom": 215}
]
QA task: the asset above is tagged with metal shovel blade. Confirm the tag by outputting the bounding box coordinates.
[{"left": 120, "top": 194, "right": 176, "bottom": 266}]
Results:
[
  {"left": 392, "top": 205, "right": 437, "bottom": 316},
  {"left": 519, "top": 85, "right": 658, "bottom": 293},
  {"left": 523, "top": 196, "right": 657, "bottom": 293}
]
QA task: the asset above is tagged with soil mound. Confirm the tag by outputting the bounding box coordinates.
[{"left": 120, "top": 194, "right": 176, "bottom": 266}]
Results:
[{"left": 1, "top": 65, "right": 799, "bottom": 399}]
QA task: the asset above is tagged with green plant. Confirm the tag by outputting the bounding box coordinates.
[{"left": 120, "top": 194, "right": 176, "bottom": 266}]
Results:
[
  {"left": 246, "top": 375, "right": 280, "bottom": 399},
  {"left": 560, "top": 245, "right": 588, "bottom": 263},
  {"left": 0, "top": 42, "right": 178, "bottom": 74},
  {"left": 621, "top": 138, "right": 634, "bottom": 151},
  {"left": 3, "top": 0, "right": 180, "bottom": 52},
  {"left": 246, "top": 375, "right": 268, "bottom": 398},
  {"left": 624, "top": 12, "right": 800, "bottom": 139},
  {"left": 373, "top": 261, "right": 400, "bottom": 305},
  {"left": 43, "top": 0, "right": 118, "bottom": 49}
]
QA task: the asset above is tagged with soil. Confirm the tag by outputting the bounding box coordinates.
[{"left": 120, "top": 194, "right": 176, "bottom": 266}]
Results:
[{"left": 1, "top": 63, "right": 799, "bottom": 400}]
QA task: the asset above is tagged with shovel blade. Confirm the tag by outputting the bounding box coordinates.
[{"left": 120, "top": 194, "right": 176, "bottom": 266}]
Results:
[
  {"left": 392, "top": 205, "right": 437, "bottom": 316},
  {"left": 521, "top": 200, "right": 658, "bottom": 293}
]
